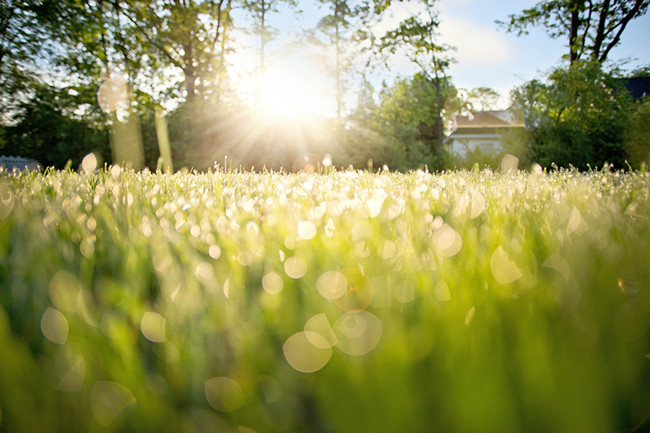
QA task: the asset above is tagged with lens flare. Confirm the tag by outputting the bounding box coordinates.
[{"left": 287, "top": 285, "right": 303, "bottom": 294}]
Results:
[
  {"left": 490, "top": 246, "right": 522, "bottom": 285},
  {"left": 91, "top": 381, "right": 135, "bottom": 427},
  {"left": 41, "top": 307, "right": 69, "bottom": 344},
  {"left": 333, "top": 267, "right": 373, "bottom": 312},
  {"left": 283, "top": 331, "right": 332, "bottom": 373},
  {"left": 97, "top": 76, "right": 127, "bottom": 113},
  {"left": 316, "top": 271, "right": 348, "bottom": 301},
  {"left": 304, "top": 314, "right": 338, "bottom": 348},
  {"left": 204, "top": 376, "right": 245, "bottom": 412},
  {"left": 334, "top": 311, "right": 383, "bottom": 356},
  {"left": 284, "top": 256, "right": 307, "bottom": 279},
  {"left": 140, "top": 311, "right": 167, "bottom": 343}
]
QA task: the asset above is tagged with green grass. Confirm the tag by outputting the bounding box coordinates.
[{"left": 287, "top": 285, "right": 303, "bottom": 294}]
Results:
[{"left": 1, "top": 166, "right": 649, "bottom": 433}]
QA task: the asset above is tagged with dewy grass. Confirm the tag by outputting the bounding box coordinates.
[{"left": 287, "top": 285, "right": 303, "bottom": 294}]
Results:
[{"left": 0, "top": 166, "right": 649, "bottom": 433}]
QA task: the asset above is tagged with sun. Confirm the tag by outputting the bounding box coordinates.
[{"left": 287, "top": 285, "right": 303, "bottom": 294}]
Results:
[{"left": 259, "top": 59, "right": 335, "bottom": 120}]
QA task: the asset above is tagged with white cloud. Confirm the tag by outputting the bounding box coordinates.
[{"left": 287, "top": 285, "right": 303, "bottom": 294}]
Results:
[{"left": 439, "top": 14, "right": 512, "bottom": 67}]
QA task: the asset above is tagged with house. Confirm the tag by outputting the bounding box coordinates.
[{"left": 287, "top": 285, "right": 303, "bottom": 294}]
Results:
[
  {"left": 616, "top": 76, "right": 650, "bottom": 100},
  {"left": 0, "top": 155, "right": 42, "bottom": 171},
  {"left": 445, "top": 107, "right": 525, "bottom": 157}
]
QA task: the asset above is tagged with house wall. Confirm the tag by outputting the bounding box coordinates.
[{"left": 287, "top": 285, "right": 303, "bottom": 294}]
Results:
[{"left": 446, "top": 134, "right": 504, "bottom": 158}]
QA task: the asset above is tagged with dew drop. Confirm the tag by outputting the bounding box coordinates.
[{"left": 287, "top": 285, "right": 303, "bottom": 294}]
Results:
[
  {"left": 433, "top": 280, "right": 451, "bottom": 302},
  {"left": 334, "top": 311, "right": 382, "bottom": 356},
  {"left": 283, "top": 331, "right": 332, "bottom": 373},
  {"left": 81, "top": 153, "right": 98, "bottom": 173},
  {"left": 490, "top": 246, "right": 522, "bottom": 285},
  {"left": 205, "top": 376, "right": 245, "bottom": 412},
  {"left": 41, "top": 307, "right": 68, "bottom": 344},
  {"left": 542, "top": 253, "right": 571, "bottom": 281},
  {"left": 297, "top": 221, "right": 317, "bottom": 240},
  {"left": 316, "top": 271, "right": 348, "bottom": 300},
  {"left": 433, "top": 224, "right": 463, "bottom": 257},
  {"left": 304, "top": 314, "right": 338, "bottom": 348},
  {"left": 209, "top": 245, "right": 222, "bottom": 259},
  {"left": 284, "top": 256, "right": 307, "bottom": 279},
  {"left": 140, "top": 311, "right": 166, "bottom": 343},
  {"left": 90, "top": 381, "right": 135, "bottom": 427},
  {"left": 262, "top": 272, "right": 284, "bottom": 294}
]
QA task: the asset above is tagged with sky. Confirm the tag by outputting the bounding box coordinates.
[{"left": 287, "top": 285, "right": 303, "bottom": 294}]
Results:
[
  {"left": 436, "top": 0, "right": 650, "bottom": 104},
  {"left": 231, "top": 0, "right": 650, "bottom": 112}
]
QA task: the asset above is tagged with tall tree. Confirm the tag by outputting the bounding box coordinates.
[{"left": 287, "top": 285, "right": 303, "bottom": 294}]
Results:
[
  {"left": 242, "top": 0, "right": 298, "bottom": 108},
  {"left": 123, "top": 0, "right": 235, "bottom": 103},
  {"left": 315, "top": 0, "right": 361, "bottom": 120},
  {"left": 343, "top": 73, "right": 454, "bottom": 171},
  {"left": 498, "top": 0, "right": 650, "bottom": 65},
  {"left": 466, "top": 87, "right": 502, "bottom": 112},
  {"left": 0, "top": 1, "right": 60, "bottom": 118},
  {"left": 376, "top": 0, "right": 453, "bottom": 155}
]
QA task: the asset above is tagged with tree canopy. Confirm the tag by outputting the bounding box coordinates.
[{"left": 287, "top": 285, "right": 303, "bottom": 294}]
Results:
[
  {"left": 1, "top": 0, "right": 648, "bottom": 172},
  {"left": 499, "top": 0, "right": 650, "bottom": 64}
]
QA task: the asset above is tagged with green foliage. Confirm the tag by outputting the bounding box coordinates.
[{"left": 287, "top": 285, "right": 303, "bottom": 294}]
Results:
[
  {"left": 1, "top": 168, "right": 650, "bottom": 432},
  {"left": 0, "top": 85, "right": 110, "bottom": 169},
  {"left": 514, "top": 61, "right": 635, "bottom": 170},
  {"left": 376, "top": 0, "right": 452, "bottom": 73},
  {"left": 0, "top": 0, "right": 61, "bottom": 116},
  {"left": 342, "top": 73, "right": 450, "bottom": 171},
  {"left": 465, "top": 87, "right": 502, "bottom": 111},
  {"left": 624, "top": 98, "right": 650, "bottom": 170},
  {"left": 501, "top": 125, "right": 533, "bottom": 167},
  {"left": 374, "top": 0, "right": 453, "bottom": 155}
]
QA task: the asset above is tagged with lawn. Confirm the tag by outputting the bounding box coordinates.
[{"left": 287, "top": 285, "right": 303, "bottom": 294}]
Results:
[{"left": 1, "top": 166, "right": 649, "bottom": 433}]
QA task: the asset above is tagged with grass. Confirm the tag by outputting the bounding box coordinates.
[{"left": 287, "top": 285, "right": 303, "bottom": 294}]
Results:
[{"left": 0, "top": 165, "right": 649, "bottom": 433}]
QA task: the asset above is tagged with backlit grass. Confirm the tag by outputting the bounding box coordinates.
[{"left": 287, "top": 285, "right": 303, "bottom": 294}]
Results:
[{"left": 1, "top": 166, "right": 649, "bottom": 432}]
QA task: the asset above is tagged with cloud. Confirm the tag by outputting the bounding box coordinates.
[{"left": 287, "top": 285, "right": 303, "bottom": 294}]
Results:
[{"left": 439, "top": 14, "right": 512, "bottom": 67}]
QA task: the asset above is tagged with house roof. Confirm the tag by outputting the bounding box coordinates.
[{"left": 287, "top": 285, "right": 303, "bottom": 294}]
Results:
[
  {"left": 620, "top": 76, "right": 650, "bottom": 100},
  {"left": 454, "top": 111, "right": 512, "bottom": 128},
  {"left": 448, "top": 108, "right": 525, "bottom": 140},
  {"left": 0, "top": 155, "right": 42, "bottom": 171}
]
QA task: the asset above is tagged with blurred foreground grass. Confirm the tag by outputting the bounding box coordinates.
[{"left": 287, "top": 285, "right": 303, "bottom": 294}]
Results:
[{"left": 1, "top": 166, "right": 649, "bottom": 433}]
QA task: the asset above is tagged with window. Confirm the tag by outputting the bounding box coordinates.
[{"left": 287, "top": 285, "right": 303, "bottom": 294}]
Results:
[{"left": 479, "top": 142, "right": 494, "bottom": 152}]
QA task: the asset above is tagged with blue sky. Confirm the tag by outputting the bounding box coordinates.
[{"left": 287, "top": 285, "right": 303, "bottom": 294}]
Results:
[
  {"left": 437, "top": 0, "right": 650, "bottom": 99},
  {"left": 232, "top": 0, "right": 650, "bottom": 112}
]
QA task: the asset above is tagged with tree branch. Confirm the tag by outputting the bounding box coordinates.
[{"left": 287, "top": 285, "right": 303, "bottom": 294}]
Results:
[
  {"left": 592, "top": 0, "right": 610, "bottom": 59},
  {"left": 122, "top": 1, "right": 184, "bottom": 69},
  {"left": 599, "top": 0, "right": 646, "bottom": 62}
]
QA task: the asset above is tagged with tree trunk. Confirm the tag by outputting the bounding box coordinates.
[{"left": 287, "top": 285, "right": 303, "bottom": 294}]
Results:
[
  {"left": 434, "top": 67, "right": 443, "bottom": 155},
  {"left": 335, "top": 0, "right": 342, "bottom": 121},
  {"left": 569, "top": 4, "right": 582, "bottom": 64},
  {"left": 183, "top": 41, "right": 197, "bottom": 101},
  {"left": 592, "top": 0, "right": 610, "bottom": 60}
]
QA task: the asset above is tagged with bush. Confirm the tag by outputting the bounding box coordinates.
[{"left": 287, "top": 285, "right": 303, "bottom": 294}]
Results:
[
  {"left": 514, "top": 61, "right": 634, "bottom": 170},
  {"left": 624, "top": 98, "right": 650, "bottom": 170}
]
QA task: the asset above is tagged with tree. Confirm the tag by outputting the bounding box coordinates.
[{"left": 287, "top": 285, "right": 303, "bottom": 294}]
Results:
[
  {"left": 623, "top": 97, "right": 650, "bottom": 169},
  {"left": 242, "top": 0, "right": 298, "bottom": 108},
  {"left": 343, "top": 73, "right": 453, "bottom": 171},
  {"left": 121, "top": 0, "right": 235, "bottom": 103},
  {"left": 513, "top": 60, "right": 634, "bottom": 170},
  {"left": 0, "top": 1, "right": 60, "bottom": 118},
  {"left": 376, "top": 0, "right": 453, "bottom": 156},
  {"left": 0, "top": 84, "right": 110, "bottom": 169},
  {"left": 315, "top": 0, "right": 362, "bottom": 121},
  {"left": 498, "top": 0, "right": 650, "bottom": 65},
  {"left": 466, "top": 87, "right": 502, "bottom": 112}
]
